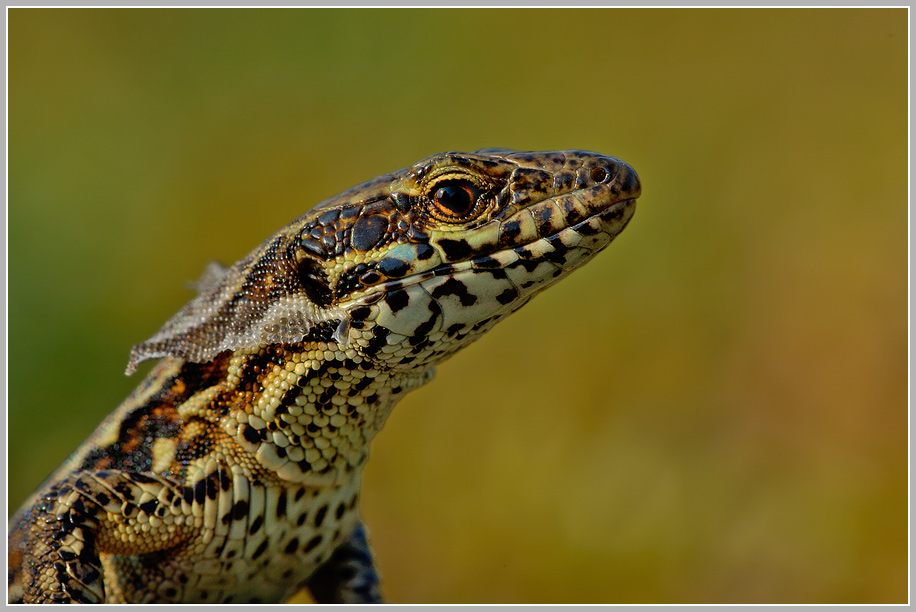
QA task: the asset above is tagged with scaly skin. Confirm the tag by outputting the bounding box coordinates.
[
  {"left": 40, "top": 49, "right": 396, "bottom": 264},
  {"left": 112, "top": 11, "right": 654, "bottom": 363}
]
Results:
[{"left": 8, "top": 149, "right": 640, "bottom": 603}]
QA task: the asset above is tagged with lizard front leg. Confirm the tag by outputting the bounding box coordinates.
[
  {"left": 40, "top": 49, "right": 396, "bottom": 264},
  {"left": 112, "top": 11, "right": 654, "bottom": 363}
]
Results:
[
  {"left": 14, "top": 470, "right": 192, "bottom": 603},
  {"left": 305, "top": 521, "right": 383, "bottom": 603}
]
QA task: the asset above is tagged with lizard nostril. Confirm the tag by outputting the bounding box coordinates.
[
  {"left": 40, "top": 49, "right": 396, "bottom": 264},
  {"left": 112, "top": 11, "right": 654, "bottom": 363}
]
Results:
[{"left": 589, "top": 166, "right": 610, "bottom": 184}]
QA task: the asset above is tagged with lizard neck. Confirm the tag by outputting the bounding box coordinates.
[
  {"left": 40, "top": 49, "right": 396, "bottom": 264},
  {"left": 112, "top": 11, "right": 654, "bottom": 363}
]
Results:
[{"left": 176, "top": 343, "right": 434, "bottom": 488}]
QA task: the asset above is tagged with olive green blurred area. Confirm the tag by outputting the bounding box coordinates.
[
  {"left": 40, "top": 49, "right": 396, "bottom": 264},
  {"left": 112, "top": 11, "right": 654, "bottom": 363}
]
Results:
[{"left": 8, "top": 8, "right": 906, "bottom": 604}]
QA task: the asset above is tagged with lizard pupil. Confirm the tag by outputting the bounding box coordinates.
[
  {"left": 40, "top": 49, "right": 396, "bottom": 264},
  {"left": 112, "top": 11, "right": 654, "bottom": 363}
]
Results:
[{"left": 432, "top": 181, "right": 478, "bottom": 218}]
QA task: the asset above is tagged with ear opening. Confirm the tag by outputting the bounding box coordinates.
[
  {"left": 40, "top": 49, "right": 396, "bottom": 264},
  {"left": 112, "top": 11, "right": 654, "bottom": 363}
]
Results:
[{"left": 296, "top": 257, "right": 333, "bottom": 308}]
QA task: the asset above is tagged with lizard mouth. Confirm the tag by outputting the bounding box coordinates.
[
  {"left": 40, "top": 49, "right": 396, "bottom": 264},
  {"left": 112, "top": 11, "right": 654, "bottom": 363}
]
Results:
[
  {"left": 579, "top": 196, "right": 637, "bottom": 229},
  {"left": 348, "top": 195, "right": 637, "bottom": 310}
]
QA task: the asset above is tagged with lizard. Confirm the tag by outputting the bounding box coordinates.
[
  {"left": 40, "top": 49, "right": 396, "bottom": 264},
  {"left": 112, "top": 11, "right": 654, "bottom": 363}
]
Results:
[{"left": 7, "top": 149, "right": 641, "bottom": 604}]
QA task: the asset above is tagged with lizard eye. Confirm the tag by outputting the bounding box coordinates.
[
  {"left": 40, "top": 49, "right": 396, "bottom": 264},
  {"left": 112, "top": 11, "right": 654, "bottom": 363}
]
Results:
[{"left": 429, "top": 179, "right": 481, "bottom": 221}]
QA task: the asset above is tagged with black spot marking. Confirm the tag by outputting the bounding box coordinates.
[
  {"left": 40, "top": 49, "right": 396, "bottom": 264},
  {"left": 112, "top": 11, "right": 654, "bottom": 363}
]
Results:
[
  {"left": 416, "top": 242, "right": 436, "bottom": 260},
  {"left": 193, "top": 481, "right": 207, "bottom": 505},
  {"left": 430, "top": 277, "right": 477, "bottom": 306},
  {"left": 242, "top": 425, "right": 261, "bottom": 446},
  {"left": 94, "top": 492, "right": 110, "bottom": 507},
  {"left": 276, "top": 490, "right": 287, "bottom": 518},
  {"left": 577, "top": 219, "right": 602, "bottom": 236},
  {"left": 378, "top": 257, "right": 409, "bottom": 278},
  {"left": 496, "top": 287, "right": 518, "bottom": 305},
  {"left": 499, "top": 220, "right": 522, "bottom": 246},
  {"left": 284, "top": 538, "right": 299, "bottom": 554},
  {"left": 138, "top": 500, "right": 158, "bottom": 514},
  {"left": 352, "top": 376, "right": 373, "bottom": 392},
  {"left": 206, "top": 475, "right": 219, "bottom": 500},
  {"left": 351, "top": 215, "right": 389, "bottom": 252},
  {"left": 249, "top": 515, "right": 264, "bottom": 535},
  {"left": 360, "top": 269, "right": 382, "bottom": 285},
  {"left": 438, "top": 238, "right": 472, "bottom": 260},
  {"left": 219, "top": 470, "right": 232, "bottom": 491},
  {"left": 385, "top": 288, "right": 410, "bottom": 313},
  {"left": 514, "top": 246, "right": 534, "bottom": 259},
  {"left": 314, "top": 505, "right": 328, "bottom": 527},
  {"left": 232, "top": 500, "right": 249, "bottom": 521},
  {"left": 335, "top": 503, "right": 346, "bottom": 520},
  {"left": 558, "top": 198, "right": 585, "bottom": 224},
  {"left": 278, "top": 388, "right": 299, "bottom": 415},
  {"left": 514, "top": 256, "right": 541, "bottom": 273},
  {"left": 532, "top": 205, "right": 556, "bottom": 236},
  {"left": 304, "top": 535, "right": 323, "bottom": 553},
  {"left": 350, "top": 306, "right": 372, "bottom": 321},
  {"left": 318, "top": 386, "right": 338, "bottom": 405},
  {"left": 365, "top": 326, "right": 390, "bottom": 355},
  {"left": 554, "top": 170, "right": 576, "bottom": 191},
  {"left": 409, "top": 308, "right": 439, "bottom": 346},
  {"left": 474, "top": 256, "right": 502, "bottom": 269},
  {"left": 543, "top": 244, "right": 569, "bottom": 264},
  {"left": 252, "top": 540, "right": 269, "bottom": 560}
]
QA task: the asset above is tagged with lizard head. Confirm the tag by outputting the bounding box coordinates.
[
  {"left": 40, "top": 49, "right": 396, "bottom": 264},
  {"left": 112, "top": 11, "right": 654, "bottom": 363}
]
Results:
[{"left": 126, "top": 150, "right": 640, "bottom": 374}]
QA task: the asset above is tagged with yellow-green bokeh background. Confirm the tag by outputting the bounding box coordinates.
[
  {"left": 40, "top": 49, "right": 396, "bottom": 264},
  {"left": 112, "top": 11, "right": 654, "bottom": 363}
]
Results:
[{"left": 8, "top": 8, "right": 906, "bottom": 604}]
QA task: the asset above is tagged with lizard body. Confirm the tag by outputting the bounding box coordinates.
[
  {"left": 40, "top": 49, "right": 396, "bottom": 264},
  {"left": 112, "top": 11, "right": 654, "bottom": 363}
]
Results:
[{"left": 8, "top": 149, "right": 640, "bottom": 603}]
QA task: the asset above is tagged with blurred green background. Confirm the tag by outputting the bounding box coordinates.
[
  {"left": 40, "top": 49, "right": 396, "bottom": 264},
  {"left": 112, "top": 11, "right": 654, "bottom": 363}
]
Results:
[{"left": 8, "top": 8, "right": 906, "bottom": 604}]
